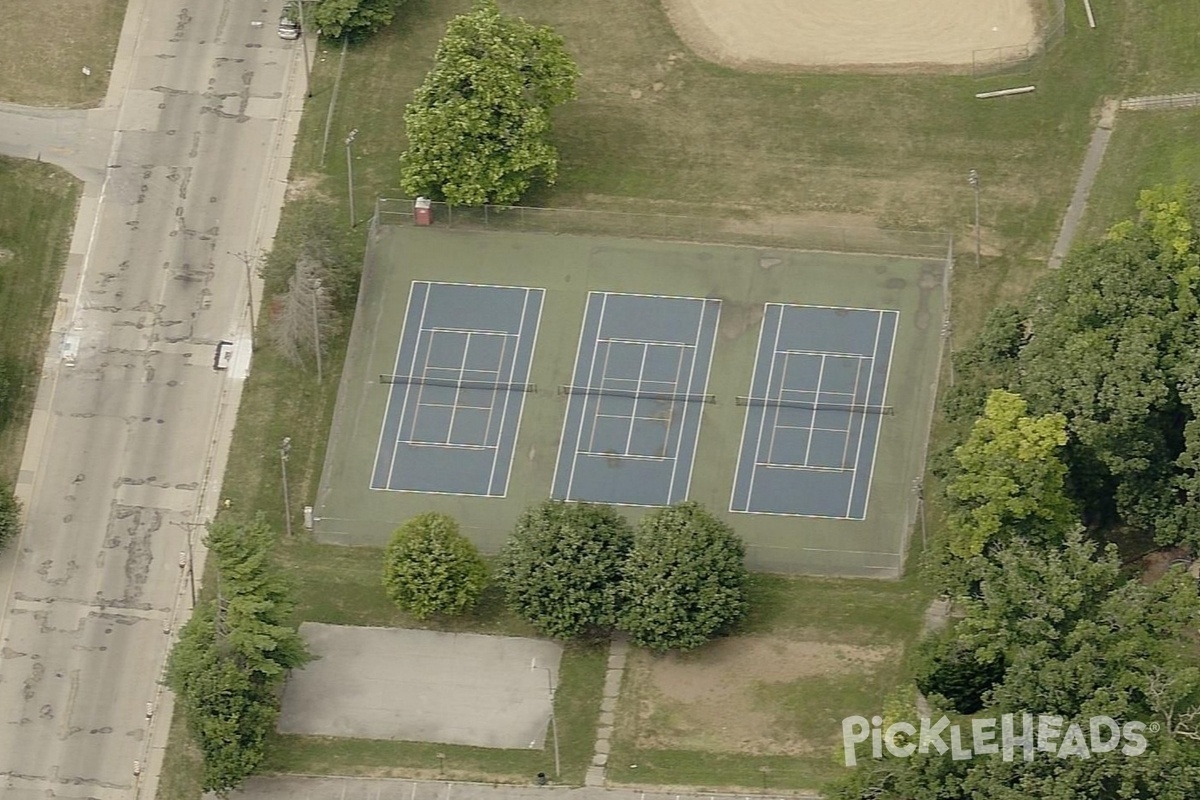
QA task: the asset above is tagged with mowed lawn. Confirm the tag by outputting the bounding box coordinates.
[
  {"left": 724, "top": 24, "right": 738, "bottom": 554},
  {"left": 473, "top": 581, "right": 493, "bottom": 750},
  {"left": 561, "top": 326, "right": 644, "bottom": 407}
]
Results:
[
  {"left": 0, "top": 158, "right": 78, "bottom": 479},
  {"left": 159, "top": 0, "right": 1200, "bottom": 795},
  {"left": 0, "top": 0, "right": 126, "bottom": 106}
]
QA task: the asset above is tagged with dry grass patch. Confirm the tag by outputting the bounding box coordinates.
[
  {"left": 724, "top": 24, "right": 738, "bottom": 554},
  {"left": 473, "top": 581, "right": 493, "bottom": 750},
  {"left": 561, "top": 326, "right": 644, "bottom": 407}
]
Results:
[
  {"left": 0, "top": 0, "right": 125, "bottom": 106},
  {"left": 626, "top": 635, "right": 899, "bottom": 757}
]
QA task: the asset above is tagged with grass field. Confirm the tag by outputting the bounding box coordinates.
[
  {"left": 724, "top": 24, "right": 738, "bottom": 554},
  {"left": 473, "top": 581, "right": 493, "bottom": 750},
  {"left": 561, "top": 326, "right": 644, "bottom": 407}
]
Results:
[
  {"left": 0, "top": 158, "right": 79, "bottom": 480},
  {"left": 0, "top": 0, "right": 125, "bottom": 106},
  {"left": 156, "top": 0, "right": 1200, "bottom": 794}
]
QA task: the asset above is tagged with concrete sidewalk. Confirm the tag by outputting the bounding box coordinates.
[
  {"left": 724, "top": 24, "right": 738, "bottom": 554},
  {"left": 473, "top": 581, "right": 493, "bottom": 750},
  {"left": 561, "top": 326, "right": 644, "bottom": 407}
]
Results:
[{"left": 226, "top": 776, "right": 821, "bottom": 800}]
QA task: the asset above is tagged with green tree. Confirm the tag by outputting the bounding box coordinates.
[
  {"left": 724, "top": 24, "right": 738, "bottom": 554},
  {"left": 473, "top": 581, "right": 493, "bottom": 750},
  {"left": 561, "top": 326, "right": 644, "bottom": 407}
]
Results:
[
  {"left": 382, "top": 512, "right": 487, "bottom": 619},
  {"left": 165, "top": 515, "right": 309, "bottom": 796},
  {"left": 306, "top": 0, "right": 402, "bottom": 40},
  {"left": 498, "top": 500, "right": 633, "bottom": 639},
  {"left": 0, "top": 482, "right": 20, "bottom": 550},
  {"left": 943, "top": 389, "right": 1077, "bottom": 558},
  {"left": 911, "top": 628, "right": 1005, "bottom": 715},
  {"left": 618, "top": 502, "right": 748, "bottom": 651},
  {"left": 399, "top": 0, "right": 579, "bottom": 205}
]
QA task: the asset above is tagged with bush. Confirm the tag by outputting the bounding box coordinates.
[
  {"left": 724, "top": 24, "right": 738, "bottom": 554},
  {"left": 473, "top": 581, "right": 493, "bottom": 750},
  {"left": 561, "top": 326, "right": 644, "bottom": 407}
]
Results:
[
  {"left": 498, "top": 500, "right": 633, "bottom": 639},
  {"left": 912, "top": 629, "right": 1005, "bottom": 715},
  {"left": 618, "top": 502, "right": 748, "bottom": 651},
  {"left": 383, "top": 512, "right": 487, "bottom": 619}
]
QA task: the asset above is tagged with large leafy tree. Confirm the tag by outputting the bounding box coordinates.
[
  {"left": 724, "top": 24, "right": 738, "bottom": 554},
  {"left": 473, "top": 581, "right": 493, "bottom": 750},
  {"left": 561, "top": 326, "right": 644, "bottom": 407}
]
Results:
[
  {"left": 399, "top": 0, "right": 579, "bottom": 205},
  {"left": 942, "top": 389, "right": 1076, "bottom": 558},
  {"left": 304, "top": 0, "right": 402, "bottom": 40},
  {"left": 498, "top": 500, "right": 633, "bottom": 639},
  {"left": 618, "top": 502, "right": 748, "bottom": 651},
  {"left": 165, "top": 515, "right": 309, "bottom": 796},
  {"left": 382, "top": 512, "right": 487, "bottom": 619}
]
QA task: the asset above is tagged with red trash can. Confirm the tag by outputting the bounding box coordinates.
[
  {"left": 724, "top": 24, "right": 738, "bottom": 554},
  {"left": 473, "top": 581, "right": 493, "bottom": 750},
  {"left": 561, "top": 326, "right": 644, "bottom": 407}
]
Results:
[{"left": 414, "top": 197, "right": 433, "bottom": 226}]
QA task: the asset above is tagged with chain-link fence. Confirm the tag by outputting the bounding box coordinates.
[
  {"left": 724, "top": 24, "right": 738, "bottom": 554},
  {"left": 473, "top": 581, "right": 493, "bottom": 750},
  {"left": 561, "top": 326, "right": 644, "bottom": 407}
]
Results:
[
  {"left": 373, "top": 197, "right": 951, "bottom": 259},
  {"left": 971, "top": 0, "right": 1067, "bottom": 78}
]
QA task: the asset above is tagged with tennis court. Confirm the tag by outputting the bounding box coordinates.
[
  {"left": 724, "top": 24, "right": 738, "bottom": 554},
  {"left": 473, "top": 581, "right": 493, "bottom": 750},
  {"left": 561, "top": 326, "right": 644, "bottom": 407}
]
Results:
[
  {"left": 730, "top": 304, "right": 897, "bottom": 518},
  {"left": 317, "top": 225, "right": 948, "bottom": 576},
  {"left": 370, "top": 281, "right": 543, "bottom": 497},
  {"left": 551, "top": 292, "right": 720, "bottom": 506}
]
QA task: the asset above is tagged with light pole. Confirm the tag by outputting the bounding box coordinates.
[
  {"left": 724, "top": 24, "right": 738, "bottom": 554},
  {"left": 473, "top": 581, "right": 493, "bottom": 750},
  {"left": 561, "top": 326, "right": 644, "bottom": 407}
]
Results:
[
  {"left": 280, "top": 437, "right": 293, "bottom": 538},
  {"left": 968, "top": 169, "right": 981, "bottom": 268},
  {"left": 345, "top": 128, "right": 358, "bottom": 228},
  {"left": 230, "top": 250, "right": 258, "bottom": 340},
  {"left": 297, "top": 0, "right": 312, "bottom": 98},
  {"left": 531, "top": 659, "right": 560, "bottom": 779},
  {"left": 171, "top": 520, "right": 202, "bottom": 607}
]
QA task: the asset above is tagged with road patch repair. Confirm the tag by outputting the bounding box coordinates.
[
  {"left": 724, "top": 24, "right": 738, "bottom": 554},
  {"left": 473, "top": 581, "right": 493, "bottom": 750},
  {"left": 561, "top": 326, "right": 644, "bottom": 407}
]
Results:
[{"left": 278, "top": 624, "right": 563, "bottom": 748}]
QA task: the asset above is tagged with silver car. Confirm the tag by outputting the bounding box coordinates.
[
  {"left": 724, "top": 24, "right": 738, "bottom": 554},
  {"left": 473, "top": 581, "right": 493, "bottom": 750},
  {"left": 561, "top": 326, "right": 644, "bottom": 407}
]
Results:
[{"left": 278, "top": 16, "right": 300, "bottom": 40}]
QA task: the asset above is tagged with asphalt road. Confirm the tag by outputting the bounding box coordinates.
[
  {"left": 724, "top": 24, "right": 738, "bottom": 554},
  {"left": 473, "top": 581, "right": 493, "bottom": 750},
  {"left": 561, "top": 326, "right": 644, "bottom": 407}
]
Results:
[{"left": 0, "top": 1, "right": 303, "bottom": 797}]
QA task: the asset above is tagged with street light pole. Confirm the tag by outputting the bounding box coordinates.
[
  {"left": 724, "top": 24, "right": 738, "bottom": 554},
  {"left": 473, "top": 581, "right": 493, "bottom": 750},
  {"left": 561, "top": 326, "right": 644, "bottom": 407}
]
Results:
[
  {"left": 968, "top": 169, "right": 981, "bottom": 268},
  {"left": 345, "top": 128, "right": 358, "bottom": 228},
  {"left": 171, "top": 520, "right": 202, "bottom": 607},
  {"left": 280, "top": 437, "right": 293, "bottom": 538},
  {"left": 297, "top": 0, "right": 312, "bottom": 98},
  {"left": 531, "top": 660, "right": 561, "bottom": 779}
]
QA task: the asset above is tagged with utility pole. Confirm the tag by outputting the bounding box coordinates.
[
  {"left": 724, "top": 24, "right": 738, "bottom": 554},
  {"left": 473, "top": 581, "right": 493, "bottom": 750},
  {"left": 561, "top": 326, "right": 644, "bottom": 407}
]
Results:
[
  {"left": 297, "top": 0, "right": 312, "bottom": 98},
  {"left": 311, "top": 278, "right": 323, "bottom": 383},
  {"left": 231, "top": 250, "right": 258, "bottom": 339},
  {"left": 531, "top": 659, "right": 560, "bottom": 778},
  {"left": 345, "top": 128, "right": 358, "bottom": 228},
  {"left": 171, "top": 520, "right": 203, "bottom": 607},
  {"left": 968, "top": 169, "right": 981, "bottom": 268},
  {"left": 280, "top": 437, "right": 293, "bottom": 537}
]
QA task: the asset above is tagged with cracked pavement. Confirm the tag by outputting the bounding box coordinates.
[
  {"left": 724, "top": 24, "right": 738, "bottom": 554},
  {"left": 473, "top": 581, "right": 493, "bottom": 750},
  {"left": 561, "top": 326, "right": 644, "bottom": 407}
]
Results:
[{"left": 0, "top": 0, "right": 304, "bottom": 797}]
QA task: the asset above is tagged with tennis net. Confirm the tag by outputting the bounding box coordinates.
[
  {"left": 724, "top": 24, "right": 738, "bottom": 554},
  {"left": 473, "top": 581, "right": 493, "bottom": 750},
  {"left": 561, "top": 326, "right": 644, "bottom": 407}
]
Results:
[
  {"left": 379, "top": 375, "right": 537, "bottom": 392},
  {"left": 558, "top": 385, "right": 717, "bottom": 404},
  {"left": 735, "top": 396, "right": 894, "bottom": 415}
]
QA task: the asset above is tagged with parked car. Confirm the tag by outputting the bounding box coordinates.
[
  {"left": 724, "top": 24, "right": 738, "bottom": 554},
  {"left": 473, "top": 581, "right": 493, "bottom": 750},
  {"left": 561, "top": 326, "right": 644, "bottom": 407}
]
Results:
[{"left": 278, "top": 16, "right": 300, "bottom": 40}]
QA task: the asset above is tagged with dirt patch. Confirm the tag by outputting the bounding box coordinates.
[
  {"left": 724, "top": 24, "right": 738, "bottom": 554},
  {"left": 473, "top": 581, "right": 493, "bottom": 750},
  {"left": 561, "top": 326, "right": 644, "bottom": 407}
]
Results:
[
  {"left": 661, "top": 0, "right": 1039, "bottom": 71},
  {"left": 630, "top": 635, "right": 896, "bottom": 755}
]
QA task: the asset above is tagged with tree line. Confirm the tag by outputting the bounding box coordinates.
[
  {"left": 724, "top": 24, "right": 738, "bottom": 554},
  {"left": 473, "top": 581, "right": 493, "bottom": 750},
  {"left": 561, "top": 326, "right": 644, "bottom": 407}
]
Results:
[
  {"left": 831, "top": 187, "right": 1200, "bottom": 798},
  {"left": 384, "top": 499, "right": 749, "bottom": 652}
]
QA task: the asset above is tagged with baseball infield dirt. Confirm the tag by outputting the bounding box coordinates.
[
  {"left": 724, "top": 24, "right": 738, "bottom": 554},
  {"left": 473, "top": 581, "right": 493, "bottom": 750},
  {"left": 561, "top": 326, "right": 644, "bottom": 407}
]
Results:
[{"left": 661, "top": 0, "right": 1040, "bottom": 70}]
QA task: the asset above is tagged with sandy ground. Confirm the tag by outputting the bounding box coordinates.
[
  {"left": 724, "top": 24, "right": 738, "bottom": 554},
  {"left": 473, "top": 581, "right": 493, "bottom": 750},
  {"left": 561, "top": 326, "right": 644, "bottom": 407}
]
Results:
[{"left": 662, "top": 0, "right": 1039, "bottom": 69}]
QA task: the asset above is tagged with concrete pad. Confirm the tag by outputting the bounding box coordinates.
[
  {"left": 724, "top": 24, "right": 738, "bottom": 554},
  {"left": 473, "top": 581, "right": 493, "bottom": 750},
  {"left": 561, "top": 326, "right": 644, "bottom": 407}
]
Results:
[{"left": 279, "top": 623, "right": 563, "bottom": 748}]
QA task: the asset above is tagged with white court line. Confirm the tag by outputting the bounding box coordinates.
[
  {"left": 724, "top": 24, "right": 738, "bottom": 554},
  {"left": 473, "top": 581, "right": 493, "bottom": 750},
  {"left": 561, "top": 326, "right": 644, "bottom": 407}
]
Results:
[
  {"left": 503, "top": 289, "right": 545, "bottom": 496},
  {"left": 690, "top": 299, "right": 722, "bottom": 498},
  {"left": 425, "top": 325, "right": 513, "bottom": 336},
  {"left": 667, "top": 312, "right": 704, "bottom": 502},
  {"left": 729, "top": 303, "right": 771, "bottom": 513},
  {"left": 441, "top": 333, "right": 474, "bottom": 446},
  {"left": 550, "top": 292, "right": 599, "bottom": 499},
  {"left": 746, "top": 306, "right": 785, "bottom": 511},
  {"left": 486, "top": 292, "right": 522, "bottom": 493},
  {"left": 841, "top": 356, "right": 869, "bottom": 468},
  {"left": 801, "top": 353, "right": 828, "bottom": 467},
  {"left": 779, "top": 348, "right": 873, "bottom": 359},
  {"left": 406, "top": 441, "right": 493, "bottom": 452},
  {"left": 603, "top": 336, "right": 696, "bottom": 347},
  {"left": 372, "top": 280, "right": 421, "bottom": 489},
  {"left": 769, "top": 301, "right": 897, "bottom": 314},
  {"left": 577, "top": 451, "right": 672, "bottom": 462},
  {"left": 756, "top": 461, "right": 853, "bottom": 474},
  {"left": 585, "top": 338, "right": 618, "bottom": 456},
  {"left": 479, "top": 332, "right": 511, "bottom": 450},
  {"left": 388, "top": 282, "right": 434, "bottom": 489},
  {"left": 623, "top": 344, "right": 652, "bottom": 457},
  {"left": 858, "top": 309, "right": 900, "bottom": 519},
  {"left": 566, "top": 293, "right": 611, "bottom": 499},
  {"left": 844, "top": 311, "right": 885, "bottom": 517}
]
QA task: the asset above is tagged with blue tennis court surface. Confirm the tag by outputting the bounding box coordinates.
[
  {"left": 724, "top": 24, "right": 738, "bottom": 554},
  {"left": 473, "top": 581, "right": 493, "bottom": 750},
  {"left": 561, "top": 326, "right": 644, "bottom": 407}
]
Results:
[
  {"left": 551, "top": 292, "right": 721, "bottom": 506},
  {"left": 731, "top": 304, "right": 898, "bottom": 518},
  {"left": 371, "top": 281, "right": 543, "bottom": 496}
]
